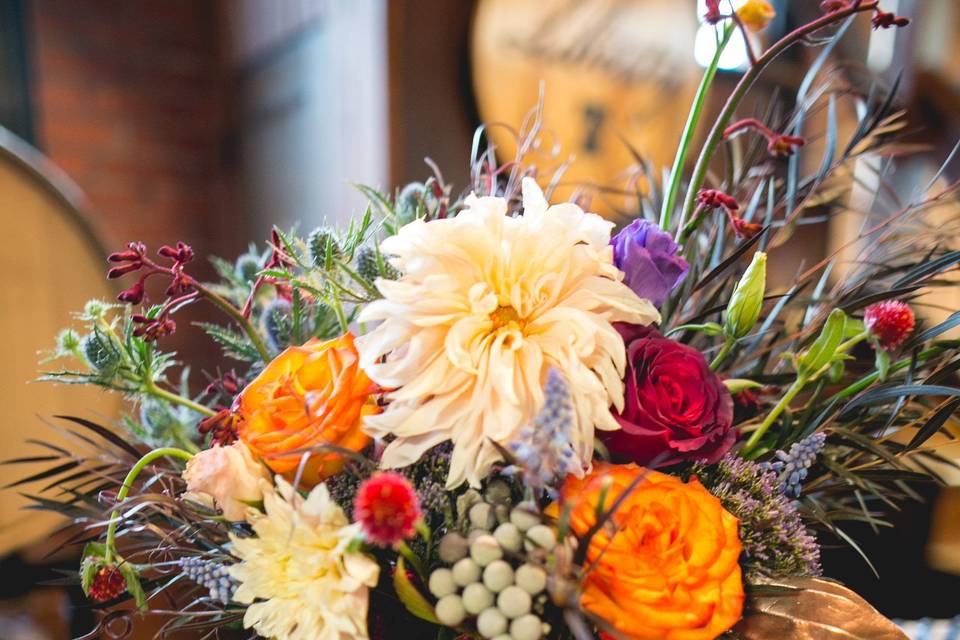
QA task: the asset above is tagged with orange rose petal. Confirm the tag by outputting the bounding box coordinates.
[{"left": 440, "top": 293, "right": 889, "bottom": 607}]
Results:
[
  {"left": 236, "top": 333, "right": 376, "bottom": 484},
  {"left": 561, "top": 462, "right": 744, "bottom": 640}
]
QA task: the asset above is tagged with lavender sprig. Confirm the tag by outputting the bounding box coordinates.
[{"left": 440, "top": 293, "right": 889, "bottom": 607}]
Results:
[{"left": 505, "top": 368, "right": 578, "bottom": 497}]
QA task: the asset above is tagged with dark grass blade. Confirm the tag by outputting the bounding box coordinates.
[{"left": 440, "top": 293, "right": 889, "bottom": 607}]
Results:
[{"left": 53, "top": 415, "right": 143, "bottom": 459}]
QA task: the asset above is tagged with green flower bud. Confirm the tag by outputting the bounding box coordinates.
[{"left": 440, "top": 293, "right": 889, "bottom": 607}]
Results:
[
  {"left": 56, "top": 328, "right": 82, "bottom": 355},
  {"left": 355, "top": 245, "right": 399, "bottom": 282},
  {"left": 724, "top": 251, "right": 767, "bottom": 339},
  {"left": 235, "top": 253, "right": 262, "bottom": 283},
  {"left": 81, "top": 332, "right": 120, "bottom": 376},
  {"left": 82, "top": 299, "right": 110, "bottom": 320},
  {"left": 307, "top": 227, "right": 343, "bottom": 267},
  {"left": 261, "top": 298, "right": 292, "bottom": 353}
]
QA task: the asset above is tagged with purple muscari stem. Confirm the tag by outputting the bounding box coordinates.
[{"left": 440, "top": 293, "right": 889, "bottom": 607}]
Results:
[
  {"left": 505, "top": 368, "right": 578, "bottom": 497},
  {"left": 765, "top": 432, "right": 827, "bottom": 499}
]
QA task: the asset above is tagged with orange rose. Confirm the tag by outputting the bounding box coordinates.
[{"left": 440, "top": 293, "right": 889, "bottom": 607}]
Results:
[
  {"left": 562, "top": 462, "right": 743, "bottom": 640},
  {"left": 237, "top": 333, "right": 377, "bottom": 485}
]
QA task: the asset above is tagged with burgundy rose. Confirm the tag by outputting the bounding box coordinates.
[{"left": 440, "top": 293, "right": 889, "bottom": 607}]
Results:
[{"left": 601, "top": 324, "right": 736, "bottom": 466}]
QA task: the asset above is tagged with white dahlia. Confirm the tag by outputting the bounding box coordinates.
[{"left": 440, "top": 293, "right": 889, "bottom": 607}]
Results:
[
  {"left": 356, "top": 178, "right": 659, "bottom": 488},
  {"left": 229, "top": 478, "right": 379, "bottom": 640}
]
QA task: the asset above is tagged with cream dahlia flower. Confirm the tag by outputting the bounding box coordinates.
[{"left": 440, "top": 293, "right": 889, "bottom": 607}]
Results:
[
  {"left": 229, "top": 478, "right": 379, "bottom": 640},
  {"left": 356, "top": 178, "right": 659, "bottom": 488}
]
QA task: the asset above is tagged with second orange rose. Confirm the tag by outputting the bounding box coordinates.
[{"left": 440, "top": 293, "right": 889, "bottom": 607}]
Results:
[{"left": 237, "top": 333, "right": 378, "bottom": 485}]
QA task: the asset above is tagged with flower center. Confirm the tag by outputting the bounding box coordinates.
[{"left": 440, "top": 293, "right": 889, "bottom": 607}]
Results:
[{"left": 489, "top": 305, "right": 522, "bottom": 330}]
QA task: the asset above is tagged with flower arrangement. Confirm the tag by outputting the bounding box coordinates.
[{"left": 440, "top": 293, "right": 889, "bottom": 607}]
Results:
[{"left": 15, "top": 2, "right": 960, "bottom": 639}]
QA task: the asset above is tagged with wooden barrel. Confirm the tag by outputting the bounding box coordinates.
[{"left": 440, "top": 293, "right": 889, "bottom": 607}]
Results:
[{"left": 0, "top": 127, "right": 122, "bottom": 556}]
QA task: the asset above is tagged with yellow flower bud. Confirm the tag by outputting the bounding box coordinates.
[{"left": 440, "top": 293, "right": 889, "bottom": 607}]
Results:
[
  {"left": 725, "top": 251, "right": 767, "bottom": 339},
  {"left": 737, "top": 0, "right": 776, "bottom": 32}
]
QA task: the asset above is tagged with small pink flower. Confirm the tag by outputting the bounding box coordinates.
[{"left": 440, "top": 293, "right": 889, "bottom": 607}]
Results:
[
  {"left": 182, "top": 443, "right": 270, "bottom": 521},
  {"left": 353, "top": 472, "right": 421, "bottom": 546},
  {"left": 865, "top": 300, "right": 915, "bottom": 350}
]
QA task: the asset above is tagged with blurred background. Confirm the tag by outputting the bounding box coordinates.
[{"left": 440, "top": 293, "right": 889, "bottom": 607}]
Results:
[{"left": 0, "top": 0, "right": 959, "bottom": 637}]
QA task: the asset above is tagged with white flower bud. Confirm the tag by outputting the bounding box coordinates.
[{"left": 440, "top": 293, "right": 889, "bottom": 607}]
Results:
[
  {"left": 477, "top": 607, "right": 508, "bottom": 638},
  {"left": 435, "top": 594, "right": 466, "bottom": 627},
  {"left": 482, "top": 560, "right": 514, "bottom": 592},
  {"left": 469, "top": 528, "right": 487, "bottom": 544},
  {"left": 523, "top": 525, "right": 556, "bottom": 551},
  {"left": 514, "top": 564, "right": 547, "bottom": 595},
  {"left": 496, "top": 585, "right": 531, "bottom": 619},
  {"left": 470, "top": 502, "right": 496, "bottom": 530},
  {"left": 429, "top": 568, "right": 457, "bottom": 598},
  {"left": 463, "top": 583, "right": 494, "bottom": 614},
  {"left": 509, "top": 505, "right": 540, "bottom": 532},
  {"left": 439, "top": 533, "right": 469, "bottom": 564},
  {"left": 452, "top": 558, "right": 481, "bottom": 586},
  {"left": 510, "top": 614, "right": 542, "bottom": 640},
  {"left": 471, "top": 534, "right": 503, "bottom": 566},
  {"left": 493, "top": 522, "right": 523, "bottom": 553}
]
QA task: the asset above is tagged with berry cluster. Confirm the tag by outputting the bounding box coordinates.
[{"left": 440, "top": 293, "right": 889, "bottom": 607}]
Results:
[{"left": 429, "top": 483, "right": 555, "bottom": 640}]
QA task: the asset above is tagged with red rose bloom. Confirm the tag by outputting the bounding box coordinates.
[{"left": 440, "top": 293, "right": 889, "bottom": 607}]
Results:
[{"left": 600, "top": 324, "right": 736, "bottom": 466}]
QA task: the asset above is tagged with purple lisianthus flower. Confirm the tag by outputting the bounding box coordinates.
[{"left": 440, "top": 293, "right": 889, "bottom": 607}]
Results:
[{"left": 610, "top": 219, "right": 689, "bottom": 307}]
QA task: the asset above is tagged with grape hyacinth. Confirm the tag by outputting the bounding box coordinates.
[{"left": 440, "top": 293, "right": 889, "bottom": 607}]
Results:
[
  {"left": 179, "top": 557, "right": 238, "bottom": 604},
  {"left": 766, "top": 432, "right": 827, "bottom": 499},
  {"left": 506, "top": 369, "right": 578, "bottom": 497},
  {"left": 699, "top": 455, "right": 821, "bottom": 580}
]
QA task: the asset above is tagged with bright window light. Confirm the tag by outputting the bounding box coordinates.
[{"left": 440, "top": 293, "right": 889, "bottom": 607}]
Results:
[{"left": 694, "top": 0, "right": 751, "bottom": 71}]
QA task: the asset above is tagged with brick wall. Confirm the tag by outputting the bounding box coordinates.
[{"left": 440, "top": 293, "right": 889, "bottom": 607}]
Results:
[
  {"left": 28, "top": 0, "right": 237, "bottom": 257},
  {"left": 27, "top": 0, "right": 239, "bottom": 379}
]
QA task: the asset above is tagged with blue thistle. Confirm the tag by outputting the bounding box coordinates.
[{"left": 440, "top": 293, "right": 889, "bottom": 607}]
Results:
[
  {"left": 260, "top": 298, "right": 292, "bottom": 353},
  {"left": 765, "top": 432, "right": 826, "bottom": 498},
  {"left": 505, "top": 368, "right": 578, "bottom": 497},
  {"left": 179, "top": 557, "right": 238, "bottom": 604}
]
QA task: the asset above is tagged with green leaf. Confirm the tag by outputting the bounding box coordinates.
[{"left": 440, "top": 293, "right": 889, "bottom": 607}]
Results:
[
  {"left": 799, "top": 309, "right": 847, "bottom": 376},
  {"left": 906, "top": 397, "right": 960, "bottom": 451},
  {"left": 79, "top": 542, "right": 107, "bottom": 594},
  {"left": 393, "top": 557, "right": 439, "bottom": 625},
  {"left": 118, "top": 562, "right": 147, "bottom": 611}
]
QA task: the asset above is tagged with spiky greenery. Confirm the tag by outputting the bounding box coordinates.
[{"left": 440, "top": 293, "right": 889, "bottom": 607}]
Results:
[{"left": 13, "top": 10, "right": 960, "bottom": 638}]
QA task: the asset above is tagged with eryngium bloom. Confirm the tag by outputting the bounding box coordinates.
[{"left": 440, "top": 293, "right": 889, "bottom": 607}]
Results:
[
  {"left": 229, "top": 478, "right": 379, "bottom": 640},
  {"left": 356, "top": 178, "right": 659, "bottom": 487}
]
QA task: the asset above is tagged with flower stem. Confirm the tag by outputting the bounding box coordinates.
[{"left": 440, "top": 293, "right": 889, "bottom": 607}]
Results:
[
  {"left": 144, "top": 379, "right": 217, "bottom": 418},
  {"left": 675, "top": 1, "right": 879, "bottom": 242},
  {"left": 741, "top": 375, "right": 808, "bottom": 455},
  {"left": 396, "top": 540, "right": 427, "bottom": 582},
  {"left": 192, "top": 282, "right": 271, "bottom": 362},
  {"left": 710, "top": 336, "right": 736, "bottom": 370},
  {"left": 104, "top": 447, "right": 194, "bottom": 564},
  {"left": 660, "top": 23, "right": 734, "bottom": 230}
]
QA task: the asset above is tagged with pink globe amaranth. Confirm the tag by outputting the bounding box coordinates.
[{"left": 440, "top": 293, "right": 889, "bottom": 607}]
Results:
[
  {"left": 864, "top": 300, "right": 915, "bottom": 350},
  {"left": 600, "top": 324, "right": 736, "bottom": 466},
  {"left": 353, "top": 472, "right": 421, "bottom": 546}
]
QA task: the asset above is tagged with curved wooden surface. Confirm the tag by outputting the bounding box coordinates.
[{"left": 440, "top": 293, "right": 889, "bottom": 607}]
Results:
[{"left": 0, "top": 126, "right": 123, "bottom": 556}]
